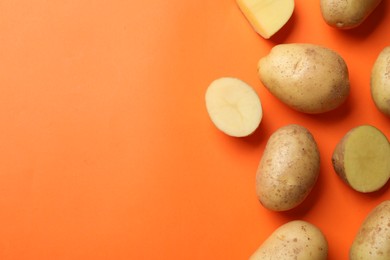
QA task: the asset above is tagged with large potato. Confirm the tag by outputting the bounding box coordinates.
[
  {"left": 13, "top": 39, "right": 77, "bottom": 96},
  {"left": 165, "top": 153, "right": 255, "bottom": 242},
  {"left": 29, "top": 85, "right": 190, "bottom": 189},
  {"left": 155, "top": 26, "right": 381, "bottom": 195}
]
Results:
[
  {"left": 258, "top": 44, "right": 350, "bottom": 114},
  {"left": 371, "top": 46, "right": 390, "bottom": 116},
  {"left": 256, "top": 124, "right": 320, "bottom": 211},
  {"left": 350, "top": 200, "right": 390, "bottom": 259},
  {"left": 250, "top": 220, "right": 328, "bottom": 260},
  {"left": 320, "top": 0, "right": 382, "bottom": 29}
]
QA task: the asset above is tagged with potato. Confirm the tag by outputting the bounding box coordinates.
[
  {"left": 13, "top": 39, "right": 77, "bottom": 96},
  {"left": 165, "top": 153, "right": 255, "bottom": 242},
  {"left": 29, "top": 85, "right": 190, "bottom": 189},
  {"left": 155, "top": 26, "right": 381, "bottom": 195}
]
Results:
[
  {"left": 350, "top": 200, "right": 390, "bottom": 260},
  {"left": 332, "top": 125, "right": 390, "bottom": 193},
  {"left": 205, "top": 77, "right": 263, "bottom": 137},
  {"left": 258, "top": 43, "right": 350, "bottom": 114},
  {"left": 371, "top": 46, "right": 390, "bottom": 116},
  {"left": 320, "top": 0, "right": 382, "bottom": 29},
  {"left": 256, "top": 124, "right": 320, "bottom": 211},
  {"left": 236, "top": 0, "right": 294, "bottom": 39},
  {"left": 250, "top": 220, "right": 328, "bottom": 260}
]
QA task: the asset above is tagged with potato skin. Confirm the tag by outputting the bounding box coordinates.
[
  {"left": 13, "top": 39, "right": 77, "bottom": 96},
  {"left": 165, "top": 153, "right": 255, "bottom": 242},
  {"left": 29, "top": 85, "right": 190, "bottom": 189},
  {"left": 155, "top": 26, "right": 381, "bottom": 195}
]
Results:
[
  {"left": 331, "top": 129, "right": 349, "bottom": 184},
  {"left": 350, "top": 200, "right": 390, "bottom": 260},
  {"left": 320, "top": 0, "right": 382, "bottom": 29},
  {"left": 258, "top": 44, "right": 350, "bottom": 114},
  {"left": 371, "top": 47, "right": 390, "bottom": 117},
  {"left": 250, "top": 220, "right": 328, "bottom": 260},
  {"left": 256, "top": 124, "right": 320, "bottom": 211}
]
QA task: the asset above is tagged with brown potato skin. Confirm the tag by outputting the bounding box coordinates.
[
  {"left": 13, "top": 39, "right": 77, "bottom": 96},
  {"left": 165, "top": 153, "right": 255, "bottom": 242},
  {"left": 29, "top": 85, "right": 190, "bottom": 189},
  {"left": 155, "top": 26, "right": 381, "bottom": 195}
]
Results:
[
  {"left": 320, "top": 0, "right": 382, "bottom": 29},
  {"left": 331, "top": 130, "right": 350, "bottom": 186},
  {"left": 258, "top": 44, "right": 350, "bottom": 114},
  {"left": 350, "top": 200, "right": 390, "bottom": 260},
  {"left": 256, "top": 124, "right": 320, "bottom": 211},
  {"left": 250, "top": 220, "right": 328, "bottom": 260},
  {"left": 371, "top": 47, "right": 390, "bottom": 117}
]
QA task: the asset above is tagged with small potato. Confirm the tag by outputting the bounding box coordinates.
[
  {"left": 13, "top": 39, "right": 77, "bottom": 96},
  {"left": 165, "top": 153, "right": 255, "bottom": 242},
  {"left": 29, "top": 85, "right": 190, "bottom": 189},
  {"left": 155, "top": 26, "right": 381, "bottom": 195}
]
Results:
[
  {"left": 320, "top": 0, "right": 382, "bottom": 29},
  {"left": 332, "top": 125, "right": 390, "bottom": 193},
  {"left": 371, "top": 46, "right": 390, "bottom": 116},
  {"left": 236, "top": 0, "right": 294, "bottom": 39},
  {"left": 250, "top": 220, "right": 328, "bottom": 260},
  {"left": 350, "top": 200, "right": 390, "bottom": 260},
  {"left": 258, "top": 43, "right": 350, "bottom": 114},
  {"left": 205, "top": 77, "right": 263, "bottom": 137},
  {"left": 256, "top": 124, "right": 320, "bottom": 211}
]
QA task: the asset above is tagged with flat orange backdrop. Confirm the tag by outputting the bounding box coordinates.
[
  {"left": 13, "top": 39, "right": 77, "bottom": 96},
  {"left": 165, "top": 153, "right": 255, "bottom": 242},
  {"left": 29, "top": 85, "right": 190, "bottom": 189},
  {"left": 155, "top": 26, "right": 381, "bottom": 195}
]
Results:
[{"left": 0, "top": 0, "right": 389, "bottom": 259}]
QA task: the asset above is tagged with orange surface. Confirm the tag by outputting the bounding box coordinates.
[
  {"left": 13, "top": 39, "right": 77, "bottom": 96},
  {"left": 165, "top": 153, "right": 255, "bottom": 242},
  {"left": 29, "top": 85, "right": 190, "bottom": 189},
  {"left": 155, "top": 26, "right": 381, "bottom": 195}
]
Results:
[{"left": 0, "top": 0, "right": 389, "bottom": 259}]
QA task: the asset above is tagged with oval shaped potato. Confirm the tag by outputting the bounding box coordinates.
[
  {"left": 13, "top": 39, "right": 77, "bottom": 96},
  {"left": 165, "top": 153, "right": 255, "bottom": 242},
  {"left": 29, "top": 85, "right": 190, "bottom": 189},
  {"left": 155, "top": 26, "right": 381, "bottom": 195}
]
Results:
[
  {"left": 320, "top": 0, "right": 382, "bottom": 29},
  {"left": 371, "top": 46, "right": 390, "bottom": 116},
  {"left": 256, "top": 124, "right": 320, "bottom": 211},
  {"left": 250, "top": 220, "right": 328, "bottom": 260},
  {"left": 350, "top": 200, "right": 390, "bottom": 260},
  {"left": 258, "top": 44, "right": 350, "bottom": 114},
  {"left": 205, "top": 77, "right": 263, "bottom": 137},
  {"left": 332, "top": 125, "right": 390, "bottom": 193}
]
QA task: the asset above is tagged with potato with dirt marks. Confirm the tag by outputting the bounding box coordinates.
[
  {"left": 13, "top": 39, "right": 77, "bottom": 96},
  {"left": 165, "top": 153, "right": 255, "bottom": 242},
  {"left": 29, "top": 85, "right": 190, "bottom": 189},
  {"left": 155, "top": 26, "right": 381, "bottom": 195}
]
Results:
[
  {"left": 258, "top": 43, "right": 350, "bottom": 114},
  {"left": 250, "top": 220, "right": 328, "bottom": 260},
  {"left": 332, "top": 125, "right": 390, "bottom": 193},
  {"left": 350, "top": 200, "right": 390, "bottom": 260},
  {"left": 371, "top": 46, "right": 390, "bottom": 117},
  {"left": 256, "top": 124, "right": 320, "bottom": 211},
  {"left": 320, "top": 0, "right": 382, "bottom": 29}
]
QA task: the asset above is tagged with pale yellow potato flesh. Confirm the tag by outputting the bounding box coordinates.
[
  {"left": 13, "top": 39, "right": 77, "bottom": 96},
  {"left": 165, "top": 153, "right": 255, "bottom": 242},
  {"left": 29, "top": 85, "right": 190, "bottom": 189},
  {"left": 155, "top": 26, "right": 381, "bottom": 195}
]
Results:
[
  {"left": 332, "top": 125, "right": 390, "bottom": 193},
  {"left": 205, "top": 77, "right": 263, "bottom": 137},
  {"left": 236, "top": 0, "right": 294, "bottom": 39}
]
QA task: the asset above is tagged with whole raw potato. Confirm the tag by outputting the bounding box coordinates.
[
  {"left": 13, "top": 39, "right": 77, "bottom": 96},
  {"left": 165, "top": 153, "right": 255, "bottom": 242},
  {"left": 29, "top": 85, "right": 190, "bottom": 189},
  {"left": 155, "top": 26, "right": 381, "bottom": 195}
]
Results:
[
  {"left": 371, "top": 46, "right": 390, "bottom": 116},
  {"left": 320, "top": 0, "right": 382, "bottom": 29},
  {"left": 256, "top": 124, "right": 320, "bottom": 211},
  {"left": 350, "top": 200, "right": 390, "bottom": 260},
  {"left": 258, "top": 44, "right": 350, "bottom": 114},
  {"left": 250, "top": 220, "right": 328, "bottom": 260}
]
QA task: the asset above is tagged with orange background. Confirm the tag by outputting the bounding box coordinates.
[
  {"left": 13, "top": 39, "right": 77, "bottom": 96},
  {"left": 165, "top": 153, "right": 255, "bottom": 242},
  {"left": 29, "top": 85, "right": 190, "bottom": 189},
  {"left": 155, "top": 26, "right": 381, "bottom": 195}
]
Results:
[{"left": 0, "top": 0, "right": 389, "bottom": 259}]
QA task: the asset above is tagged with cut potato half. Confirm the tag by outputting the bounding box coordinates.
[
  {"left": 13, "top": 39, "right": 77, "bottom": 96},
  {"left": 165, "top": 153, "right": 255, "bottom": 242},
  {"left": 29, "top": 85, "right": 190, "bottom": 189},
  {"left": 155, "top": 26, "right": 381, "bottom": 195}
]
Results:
[
  {"left": 332, "top": 125, "right": 390, "bottom": 193},
  {"left": 236, "top": 0, "right": 295, "bottom": 39},
  {"left": 205, "top": 77, "right": 262, "bottom": 137}
]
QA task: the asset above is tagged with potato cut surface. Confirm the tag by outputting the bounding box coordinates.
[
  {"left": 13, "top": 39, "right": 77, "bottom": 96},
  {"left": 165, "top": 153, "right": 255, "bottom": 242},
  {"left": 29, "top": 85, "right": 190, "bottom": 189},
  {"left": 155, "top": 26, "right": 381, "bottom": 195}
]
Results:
[
  {"left": 343, "top": 126, "right": 390, "bottom": 192},
  {"left": 236, "top": 0, "right": 294, "bottom": 39},
  {"left": 205, "top": 77, "right": 262, "bottom": 137}
]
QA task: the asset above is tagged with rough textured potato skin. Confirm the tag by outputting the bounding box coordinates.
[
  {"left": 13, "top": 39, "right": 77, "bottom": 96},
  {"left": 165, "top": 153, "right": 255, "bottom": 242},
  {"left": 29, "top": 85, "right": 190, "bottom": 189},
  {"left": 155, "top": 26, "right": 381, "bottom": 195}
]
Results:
[
  {"left": 258, "top": 44, "right": 350, "bottom": 114},
  {"left": 250, "top": 220, "right": 328, "bottom": 260},
  {"left": 350, "top": 200, "right": 390, "bottom": 260},
  {"left": 331, "top": 130, "right": 350, "bottom": 185},
  {"left": 371, "top": 47, "right": 390, "bottom": 117},
  {"left": 320, "top": 0, "right": 382, "bottom": 29},
  {"left": 256, "top": 124, "right": 320, "bottom": 211}
]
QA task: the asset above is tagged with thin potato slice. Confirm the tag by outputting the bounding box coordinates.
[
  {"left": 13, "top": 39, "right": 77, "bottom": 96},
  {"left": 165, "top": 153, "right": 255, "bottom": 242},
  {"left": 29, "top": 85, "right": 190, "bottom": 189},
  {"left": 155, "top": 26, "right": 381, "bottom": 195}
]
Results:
[
  {"left": 205, "top": 77, "right": 263, "bottom": 137},
  {"left": 332, "top": 125, "right": 390, "bottom": 193}
]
